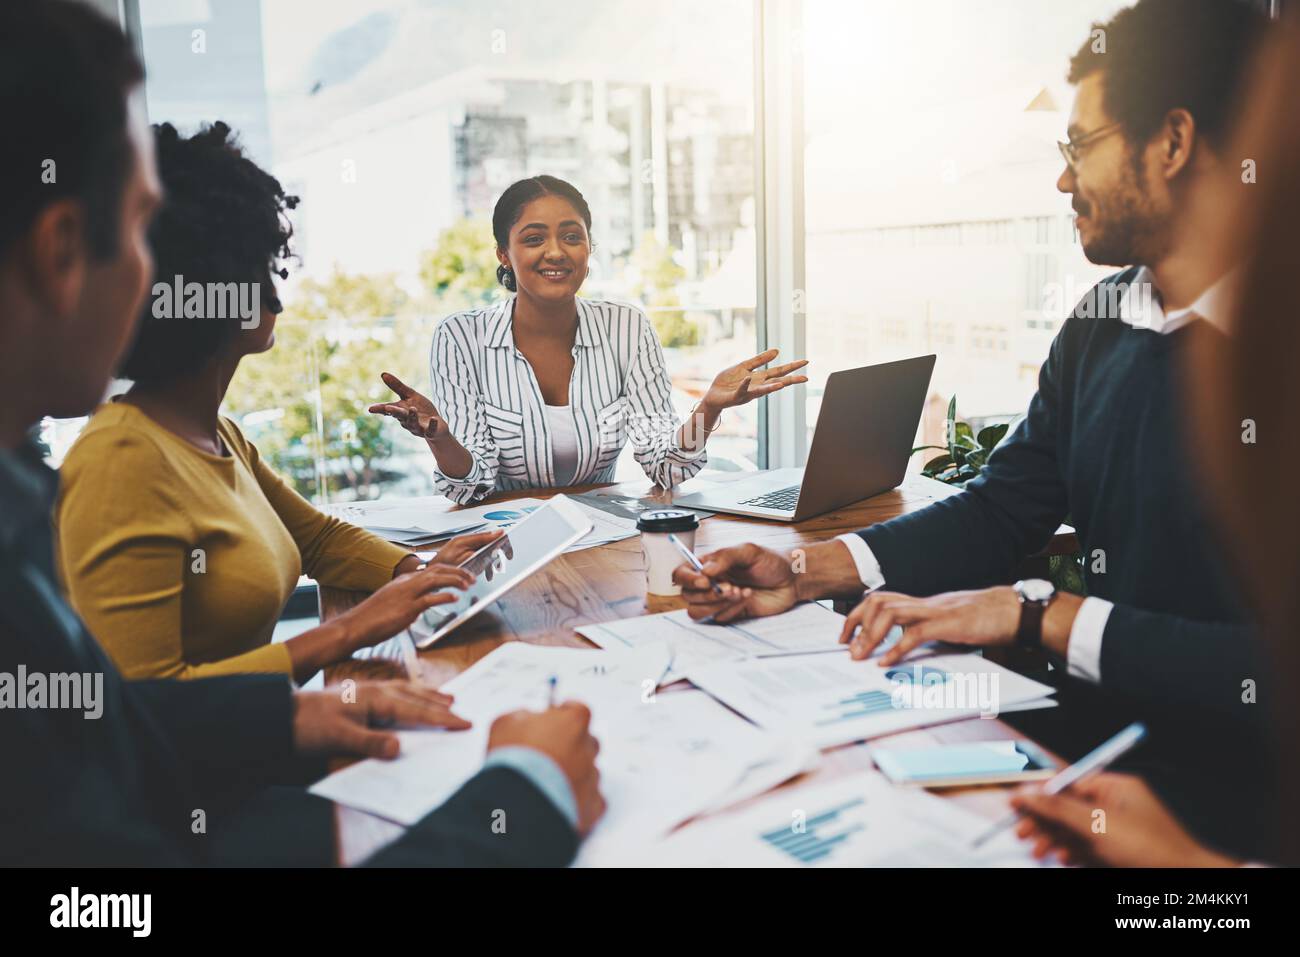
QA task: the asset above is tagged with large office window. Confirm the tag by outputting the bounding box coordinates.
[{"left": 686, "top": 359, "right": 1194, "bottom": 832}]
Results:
[
  {"left": 801, "top": 0, "right": 1126, "bottom": 450},
  {"left": 39, "top": 0, "right": 1190, "bottom": 483},
  {"left": 131, "top": 0, "right": 758, "bottom": 502}
]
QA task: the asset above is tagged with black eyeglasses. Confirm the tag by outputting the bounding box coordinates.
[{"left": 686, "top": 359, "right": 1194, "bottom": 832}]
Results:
[{"left": 1058, "top": 122, "right": 1123, "bottom": 174}]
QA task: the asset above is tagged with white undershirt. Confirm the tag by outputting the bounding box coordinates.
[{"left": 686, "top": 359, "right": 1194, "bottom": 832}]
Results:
[{"left": 546, "top": 405, "right": 579, "bottom": 486}]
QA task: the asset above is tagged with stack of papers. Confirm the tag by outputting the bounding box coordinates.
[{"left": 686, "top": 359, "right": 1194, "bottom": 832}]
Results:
[
  {"left": 324, "top": 496, "right": 486, "bottom": 545},
  {"left": 326, "top": 495, "right": 639, "bottom": 553},
  {"left": 580, "top": 603, "right": 1056, "bottom": 747},
  {"left": 572, "top": 690, "right": 817, "bottom": 868},
  {"left": 310, "top": 601, "right": 1058, "bottom": 867},
  {"left": 309, "top": 641, "right": 815, "bottom": 859},
  {"left": 577, "top": 602, "right": 850, "bottom": 682},
  {"left": 688, "top": 650, "right": 1056, "bottom": 749},
  {"left": 638, "top": 771, "right": 1050, "bottom": 867}
]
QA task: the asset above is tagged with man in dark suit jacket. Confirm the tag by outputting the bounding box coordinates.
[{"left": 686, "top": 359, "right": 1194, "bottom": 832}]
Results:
[
  {"left": 675, "top": 0, "right": 1275, "bottom": 858},
  {"left": 0, "top": 0, "right": 601, "bottom": 868}
]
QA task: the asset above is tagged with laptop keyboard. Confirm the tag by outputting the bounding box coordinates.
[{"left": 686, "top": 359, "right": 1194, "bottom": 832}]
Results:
[{"left": 739, "top": 485, "right": 801, "bottom": 511}]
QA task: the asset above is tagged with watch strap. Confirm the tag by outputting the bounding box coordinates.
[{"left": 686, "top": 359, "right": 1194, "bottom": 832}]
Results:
[{"left": 1016, "top": 595, "right": 1047, "bottom": 649}]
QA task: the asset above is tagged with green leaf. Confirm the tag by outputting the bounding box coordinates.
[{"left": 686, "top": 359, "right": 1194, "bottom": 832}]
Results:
[
  {"left": 977, "top": 423, "right": 1009, "bottom": 451},
  {"left": 911, "top": 444, "right": 949, "bottom": 455},
  {"left": 944, "top": 396, "right": 959, "bottom": 459},
  {"left": 923, "top": 454, "right": 953, "bottom": 473},
  {"left": 955, "top": 421, "right": 974, "bottom": 443},
  {"left": 1049, "top": 553, "right": 1088, "bottom": 596}
]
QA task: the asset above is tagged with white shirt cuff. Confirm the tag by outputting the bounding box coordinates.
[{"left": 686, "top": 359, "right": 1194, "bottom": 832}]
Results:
[
  {"left": 1066, "top": 596, "right": 1113, "bottom": 684},
  {"left": 835, "top": 533, "right": 886, "bottom": 591}
]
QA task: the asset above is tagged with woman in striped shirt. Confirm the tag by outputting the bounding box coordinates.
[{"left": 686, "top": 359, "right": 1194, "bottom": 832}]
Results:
[{"left": 371, "top": 175, "right": 807, "bottom": 505}]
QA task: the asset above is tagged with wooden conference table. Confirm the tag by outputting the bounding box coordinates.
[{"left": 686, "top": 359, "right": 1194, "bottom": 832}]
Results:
[{"left": 321, "top": 471, "right": 1079, "bottom": 865}]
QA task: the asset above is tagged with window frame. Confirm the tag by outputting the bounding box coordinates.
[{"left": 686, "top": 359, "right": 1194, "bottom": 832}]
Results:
[
  {"left": 753, "top": 0, "right": 808, "bottom": 469},
  {"left": 115, "top": 0, "right": 1290, "bottom": 475}
]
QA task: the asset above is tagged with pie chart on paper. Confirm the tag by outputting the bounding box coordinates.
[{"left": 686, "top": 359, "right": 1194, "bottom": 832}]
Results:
[{"left": 483, "top": 506, "right": 540, "bottom": 526}]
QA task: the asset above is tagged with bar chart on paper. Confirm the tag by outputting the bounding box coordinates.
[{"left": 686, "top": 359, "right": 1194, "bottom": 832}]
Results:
[
  {"left": 815, "top": 665, "right": 954, "bottom": 727},
  {"left": 688, "top": 653, "right": 1055, "bottom": 749},
  {"left": 760, "top": 797, "right": 866, "bottom": 865},
  {"left": 643, "top": 772, "right": 1046, "bottom": 868},
  {"left": 815, "top": 690, "right": 895, "bottom": 727}
]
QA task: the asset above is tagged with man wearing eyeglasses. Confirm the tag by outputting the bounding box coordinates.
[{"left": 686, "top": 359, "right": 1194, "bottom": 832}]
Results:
[{"left": 676, "top": 0, "right": 1277, "bottom": 859}]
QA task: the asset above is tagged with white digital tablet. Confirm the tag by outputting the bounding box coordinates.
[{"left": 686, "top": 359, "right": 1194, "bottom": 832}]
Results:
[{"left": 406, "top": 494, "right": 593, "bottom": 648}]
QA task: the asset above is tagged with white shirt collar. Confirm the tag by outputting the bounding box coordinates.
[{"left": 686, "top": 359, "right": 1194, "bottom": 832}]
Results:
[{"left": 1117, "top": 266, "right": 1236, "bottom": 335}]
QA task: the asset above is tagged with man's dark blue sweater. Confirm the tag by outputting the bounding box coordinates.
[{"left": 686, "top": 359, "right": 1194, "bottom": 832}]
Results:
[{"left": 856, "top": 266, "right": 1274, "bottom": 857}]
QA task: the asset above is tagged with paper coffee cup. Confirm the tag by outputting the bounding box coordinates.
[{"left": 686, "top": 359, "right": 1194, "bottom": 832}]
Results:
[{"left": 636, "top": 508, "right": 700, "bottom": 597}]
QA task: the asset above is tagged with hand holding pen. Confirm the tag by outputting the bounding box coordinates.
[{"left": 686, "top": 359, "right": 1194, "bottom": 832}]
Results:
[
  {"left": 971, "top": 722, "right": 1147, "bottom": 850},
  {"left": 671, "top": 542, "right": 803, "bottom": 625},
  {"left": 667, "top": 533, "right": 723, "bottom": 596}
]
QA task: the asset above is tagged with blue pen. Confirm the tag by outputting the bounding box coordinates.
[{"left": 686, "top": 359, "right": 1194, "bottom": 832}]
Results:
[{"left": 547, "top": 674, "right": 558, "bottom": 708}]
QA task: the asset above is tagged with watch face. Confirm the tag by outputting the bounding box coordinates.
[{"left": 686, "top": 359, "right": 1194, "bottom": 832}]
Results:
[{"left": 1019, "top": 578, "right": 1055, "bottom": 602}]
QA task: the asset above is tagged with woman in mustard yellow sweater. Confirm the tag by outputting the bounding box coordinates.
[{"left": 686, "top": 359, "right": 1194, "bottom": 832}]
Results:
[{"left": 56, "top": 121, "right": 492, "bottom": 682}]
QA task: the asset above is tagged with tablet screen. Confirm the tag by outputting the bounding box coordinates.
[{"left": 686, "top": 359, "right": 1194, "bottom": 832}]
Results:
[{"left": 408, "top": 496, "right": 592, "bottom": 647}]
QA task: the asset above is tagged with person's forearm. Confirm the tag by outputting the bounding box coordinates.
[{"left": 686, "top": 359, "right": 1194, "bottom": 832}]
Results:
[
  {"left": 363, "top": 765, "right": 578, "bottom": 867},
  {"left": 427, "top": 432, "right": 473, "bottom": 478},
  {"left": 793, "top": 539, "right": 871, "bottom": 601},
  {"left": 677, "top": 401, "right": 722, "bottom": 452},
  {"left": 285, "top": 618, "right": 357, "bottom": 684}
]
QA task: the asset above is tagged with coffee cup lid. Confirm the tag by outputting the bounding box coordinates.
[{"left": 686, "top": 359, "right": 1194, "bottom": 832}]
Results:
[{"left": 636, "top": 508, "right": 699, "bottom": 533}]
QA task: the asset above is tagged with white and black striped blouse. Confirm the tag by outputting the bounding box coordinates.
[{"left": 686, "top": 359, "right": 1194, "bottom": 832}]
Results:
[{"left": 428, "top": 297, "right": 707, "bottom": 504}]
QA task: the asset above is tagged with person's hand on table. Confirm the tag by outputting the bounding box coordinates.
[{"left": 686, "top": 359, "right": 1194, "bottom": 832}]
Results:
[
  {"left": 672, "top": 543, "right": 801, "bottom": 623},
  {"left": 839, "top": 586, "right": 1021, "bottom": 663},
  {"left": 488, "top": 703, "right": 605, "bottom": 836},
  {"left": 292, "top": 681, "right": 471, "bottom": 760},
  {"left": 1009, "top": 773, "right": 1240, "bottom": 867},
  {"left": 338, "top": 563, "right": 475, "bottom": 651}
]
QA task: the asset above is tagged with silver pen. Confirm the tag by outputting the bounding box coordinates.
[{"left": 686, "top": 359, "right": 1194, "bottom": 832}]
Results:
[
  {"left": 667, "top": 533, "right": 724, "bottom": 595},
  {"left": 971, "top": 721, "right": 1147, "bottom": 849}
]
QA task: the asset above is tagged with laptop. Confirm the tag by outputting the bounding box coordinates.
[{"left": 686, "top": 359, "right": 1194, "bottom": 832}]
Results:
[{"left": 673, "top": 354, "right": 936, "bottom": 522}]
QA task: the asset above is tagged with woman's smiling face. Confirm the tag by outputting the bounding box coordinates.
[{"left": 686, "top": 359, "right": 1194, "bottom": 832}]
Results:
[{"left": 500, "top": 193, "right": 590, "bottom": 304}]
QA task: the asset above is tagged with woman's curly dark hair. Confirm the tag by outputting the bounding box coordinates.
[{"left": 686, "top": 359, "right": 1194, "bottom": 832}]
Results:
[{"left": 119, "top": 121, "right": 298, "bottom": 385}]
